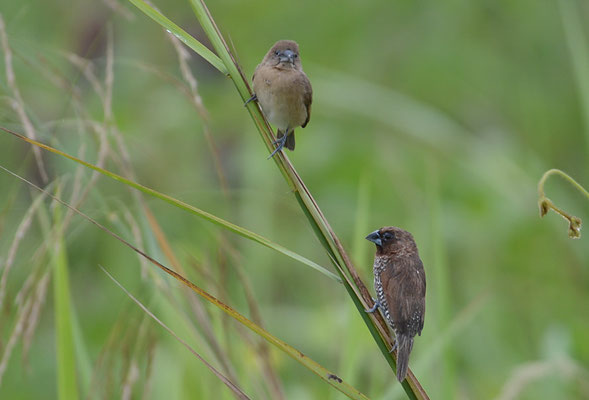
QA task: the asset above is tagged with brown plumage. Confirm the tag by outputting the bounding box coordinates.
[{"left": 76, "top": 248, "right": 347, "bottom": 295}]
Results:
[
  {"left": 366, "top": 227, "right": 426, "bottom": 382},
  {"left": 252, "top": 40, "right": 312, "bottom": 157}
]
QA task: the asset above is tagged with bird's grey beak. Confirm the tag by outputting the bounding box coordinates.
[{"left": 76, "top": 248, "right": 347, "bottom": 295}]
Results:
[
  {"left": 279, "top": 49, "right": 295, "bottom": 64},
  {"left": 365, "top": 230, "right": 382, "bottom": 247}
]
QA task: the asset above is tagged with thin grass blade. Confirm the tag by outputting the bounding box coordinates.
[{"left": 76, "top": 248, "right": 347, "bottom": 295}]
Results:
[
  {"left": 127, "top": 0, "right": 227, "bottom": 75},
  {"left": 0, "top": 128, "right": 339, "bottom": 283},
  {"left": 100, "top": 266, "right": 251, "bottom": 400},
  {"left": 559, "top": 0, "right": 589, "bottom": 150},
  {"left": 2, "top": 166, "right": 369, "bottom": 400}
]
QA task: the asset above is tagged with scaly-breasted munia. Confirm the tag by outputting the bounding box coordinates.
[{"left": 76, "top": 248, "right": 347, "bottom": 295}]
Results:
[
  {"left": 366, "top": 227, "right": 426, "bottom": 382},
  {"left": 250, "top": 40, "right": 312, "bottom": 158}
]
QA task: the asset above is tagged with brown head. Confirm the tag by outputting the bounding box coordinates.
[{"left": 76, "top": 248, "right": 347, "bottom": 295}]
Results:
[
  {"left": 365, "top": 226, "right": 418, "bottom": 256},
  {"left": 262, "top": 40, "right": 303, "bottom": 70}
]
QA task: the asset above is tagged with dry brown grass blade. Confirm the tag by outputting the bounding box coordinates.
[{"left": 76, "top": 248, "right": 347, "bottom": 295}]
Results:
[
  {"left": 100, "top": 266, "right": 252, "bottom": 399},
  {"left": 2, "top": 165, "right": 369, "bottom": 399},
  {"left": 0, "top": 14, "right": 48, "bottom": 183},
  {"left": 0, "top": 187, "right": 51, "bottom": 310},
  {"left": 223, "top": 243, "right": 286, "bottom": 400},
  {"left": 165, "top": 15, "right": 229, "bottom": 197},
  {"left": 141, "top": 205, "right": 242, "bottom": 386},
  {"left": 23, "top": 36, "right": 278, "bottom": 395},
  {"left": 0, "top": 264, "right": 50, "bottom": 387}
]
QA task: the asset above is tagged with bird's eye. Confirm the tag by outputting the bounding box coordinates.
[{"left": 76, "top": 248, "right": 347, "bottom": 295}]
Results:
[
  {"left": 383, "top": 232, "right": 395, "bottom": 241},
  {"left": 275, "top": 50, "right": 280, "bottom": 55}
]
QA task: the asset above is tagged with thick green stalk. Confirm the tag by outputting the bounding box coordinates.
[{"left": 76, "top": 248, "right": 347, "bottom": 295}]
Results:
[
  {"left": 51, "top": 196, "right": 80, "bottom": 400},
  {"left": 184, "top": 1, "right": 429, "bottom": 398}
]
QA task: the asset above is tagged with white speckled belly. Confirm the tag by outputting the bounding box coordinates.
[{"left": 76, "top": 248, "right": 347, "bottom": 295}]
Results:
[{"left": 374, "top": 258, "right": 395, "bottom": 329}]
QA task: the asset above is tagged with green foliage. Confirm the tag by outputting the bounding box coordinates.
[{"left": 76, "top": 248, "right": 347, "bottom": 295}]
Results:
[{"left": 0, "top": 0, "right": 588, "bottom": 399}]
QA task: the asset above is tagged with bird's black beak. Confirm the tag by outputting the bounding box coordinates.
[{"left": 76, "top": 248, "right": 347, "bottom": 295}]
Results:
[
  {"left": 279, "top": 49, "right": 295, "bottom": 64},
  {"left": 365, "top": 230, "right": 382, "bottom": 247}
]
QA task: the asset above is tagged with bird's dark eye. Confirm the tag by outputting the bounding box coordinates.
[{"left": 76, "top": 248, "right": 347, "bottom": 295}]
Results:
[
  {"left": 383, "top": 232, "right": 395, "bottom": 241},
  {"left": 275, "top": 50, "right": 280, "bottom": 55}
]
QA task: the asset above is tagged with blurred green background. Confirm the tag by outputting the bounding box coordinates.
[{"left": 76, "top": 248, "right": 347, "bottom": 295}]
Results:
[{"left": 1, "top": 0, "right": 588, "bottom": 399}]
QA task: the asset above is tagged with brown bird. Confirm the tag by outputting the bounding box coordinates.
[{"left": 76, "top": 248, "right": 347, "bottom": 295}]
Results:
[
  {"left": 249, "top": 40, "right": 312, "bottom": 158},
  {"left": 365, "top": 227, "right": 426, "bottom": 382}
]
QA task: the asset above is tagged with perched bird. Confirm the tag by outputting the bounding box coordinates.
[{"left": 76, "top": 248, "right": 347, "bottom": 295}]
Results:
[
  {"left": 365, "top": 227, "right": 426, "bottom": 382},
  {"left": 250, "top": 40, "right": 312, "bottom": 158}
]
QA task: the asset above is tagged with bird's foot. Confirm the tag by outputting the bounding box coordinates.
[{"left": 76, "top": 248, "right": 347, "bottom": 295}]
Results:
[
  {"left": 244, "top": 93, "right": 257, "bottom": 106},
  {"left": 389, "top": 340, "right": 398, "bottom": 353},
  {"left": 365, "top": 298, "right": 381, "bottom": 313},
  {"left": 268, "top": 132, "right": 289, "bottom": 159}
]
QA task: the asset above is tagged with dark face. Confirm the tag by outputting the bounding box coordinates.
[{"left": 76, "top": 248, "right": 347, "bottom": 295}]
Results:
[
  {"left": 264, "top": 40, "right": 302, "bottom": 69},
  {"left": 365, "top": 227, "right": 415, "bottom": 254}
]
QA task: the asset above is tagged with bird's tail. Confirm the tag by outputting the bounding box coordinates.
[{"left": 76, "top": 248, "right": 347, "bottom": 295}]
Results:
[
  {"left": 395, "top": 334, "right": 414, "bottom": 382},
  {"left": 278, "top": 129, "right": 295, "bottom": 151}
]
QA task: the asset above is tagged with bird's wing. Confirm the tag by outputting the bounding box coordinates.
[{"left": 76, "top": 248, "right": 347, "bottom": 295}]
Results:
[
  {"left": 301, "top": 74, "right": 312, "bottom": 128},
  {"left": 382, "top": 255, "right": 426, "bottom": 336},
  {"left": 252, "top": 63, "right": 264, "bottom": 86}
]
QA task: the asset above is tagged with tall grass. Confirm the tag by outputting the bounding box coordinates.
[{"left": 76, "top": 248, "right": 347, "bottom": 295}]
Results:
[{"left": 1, "top": 0, "right": 588, "bottom": 399}]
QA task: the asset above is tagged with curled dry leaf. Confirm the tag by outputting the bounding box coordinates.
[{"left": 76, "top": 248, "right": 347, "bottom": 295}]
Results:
[{"left": 568, "top": 216, "right": 582, "bottom": 239}]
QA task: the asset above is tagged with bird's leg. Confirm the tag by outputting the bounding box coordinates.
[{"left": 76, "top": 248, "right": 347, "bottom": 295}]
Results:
[
  {"left": 268, "top": 129, "right": 290, "bottom": 159},
  {"left": 244, "top": 93, "right": 257, "bottom": 106},
  {"left": 365, "top": 298, "right": 381, "bottom": 313},
  {"left": 365, "top": 298, "right": 397, "bottom": 354}
]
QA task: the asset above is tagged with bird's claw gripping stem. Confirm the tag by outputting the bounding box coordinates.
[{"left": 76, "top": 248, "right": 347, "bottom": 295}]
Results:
[
  {"left": 389, "top": 340, "right": 398, "bottom": 353},
  {"left": 268, "top": 131, "right": 289, "bottom": 159},
  {"left": 365, "top": 298, "right": 381, "bottom": 313},
  {"left": 244, "top": 93, "right": 257, "bottom": 106}
]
